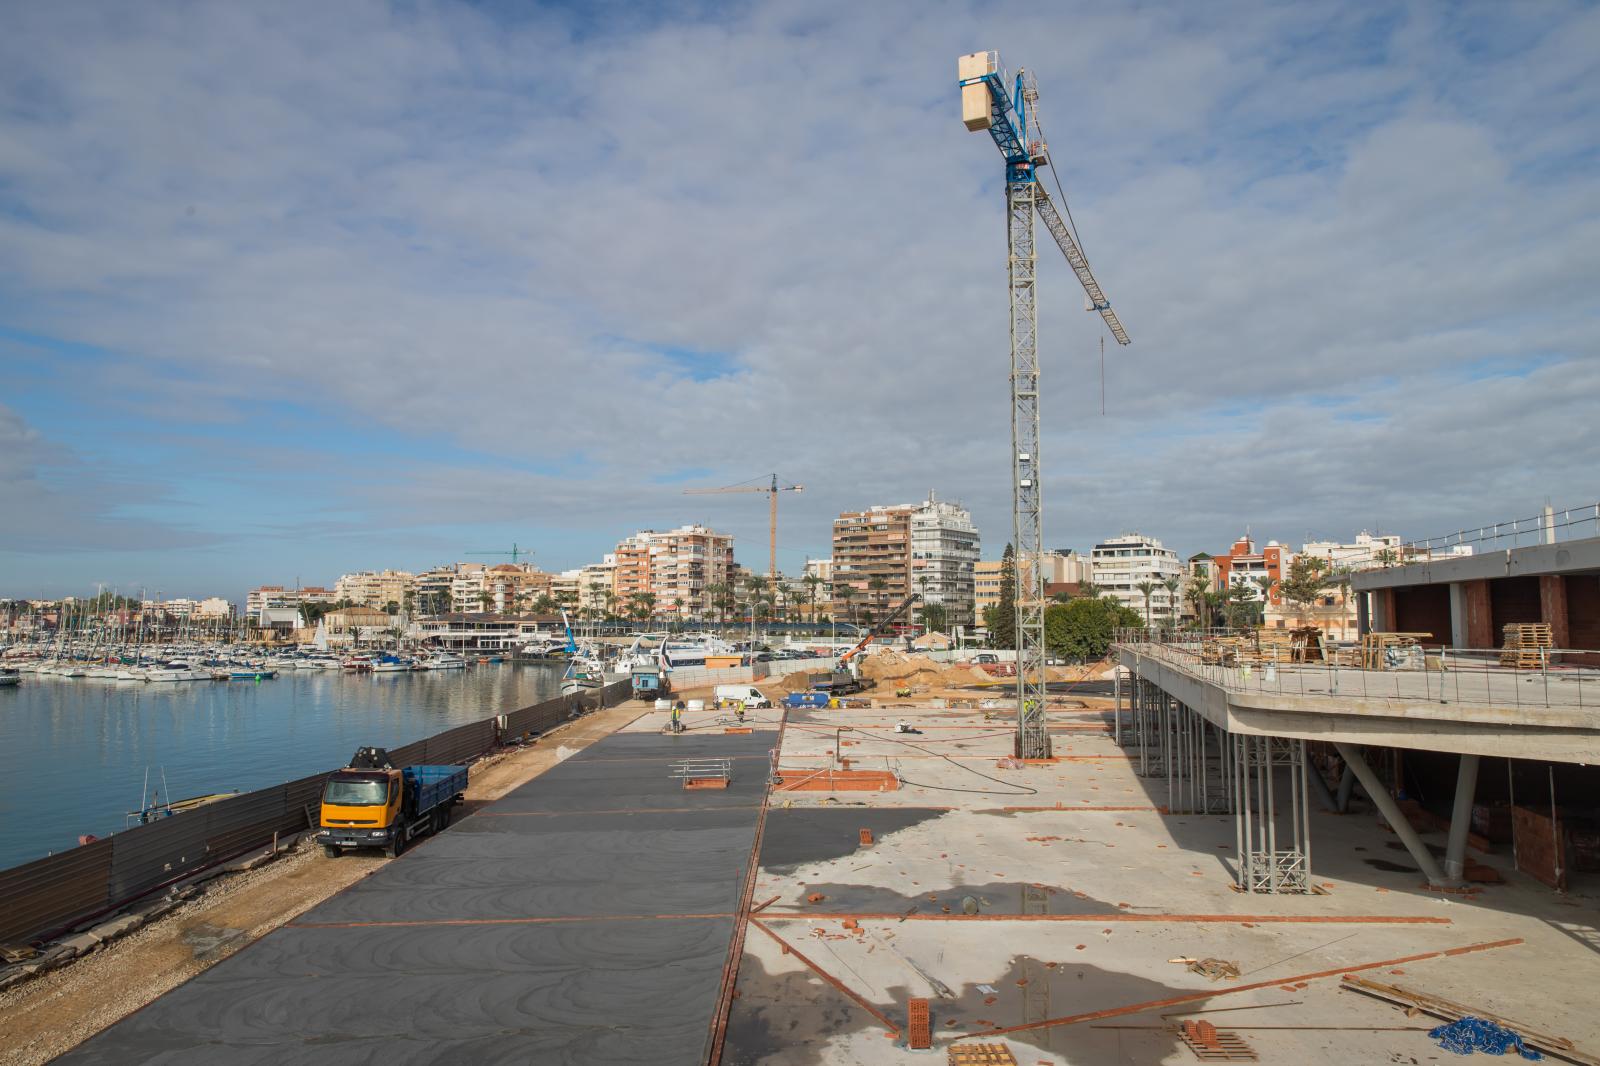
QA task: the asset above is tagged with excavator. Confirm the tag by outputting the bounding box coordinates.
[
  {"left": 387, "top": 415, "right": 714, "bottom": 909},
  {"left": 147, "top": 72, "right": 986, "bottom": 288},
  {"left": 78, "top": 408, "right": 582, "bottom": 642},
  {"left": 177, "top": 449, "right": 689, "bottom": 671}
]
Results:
[{"left": 809, "top": 593, "right": 920, "bottom": 696}]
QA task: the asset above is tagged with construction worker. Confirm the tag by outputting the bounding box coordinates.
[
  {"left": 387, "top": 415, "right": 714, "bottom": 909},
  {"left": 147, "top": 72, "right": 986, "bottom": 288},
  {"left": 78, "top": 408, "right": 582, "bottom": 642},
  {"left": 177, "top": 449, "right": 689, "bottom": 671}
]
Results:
[
  {"left": 671, "top": 700, "right": 685, "bottom": 734},
  {"left": 734, "top": 701, "right": 746, "bottom": 724}
]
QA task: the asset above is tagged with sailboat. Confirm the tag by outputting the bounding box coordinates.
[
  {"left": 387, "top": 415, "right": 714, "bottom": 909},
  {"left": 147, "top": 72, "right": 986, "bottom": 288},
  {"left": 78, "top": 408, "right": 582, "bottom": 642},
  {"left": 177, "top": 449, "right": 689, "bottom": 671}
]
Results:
[{"left": 557, "top": 609, "right": 605, "bottom": 696}]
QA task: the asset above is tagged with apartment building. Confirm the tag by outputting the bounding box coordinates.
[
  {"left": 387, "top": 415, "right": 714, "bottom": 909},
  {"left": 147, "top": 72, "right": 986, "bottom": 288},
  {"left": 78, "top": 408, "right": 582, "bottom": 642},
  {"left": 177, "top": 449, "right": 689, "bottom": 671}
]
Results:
[
  {"left": 974, "top": 549, "right": 1091, "bottom": 623},
  {"left": 832, "top": 496, "right": 979, "bottom": 627},
  {"left": 1091, "top": 534, "right": 1184, "bottom": 623},
  {"left": 611, "top": 525, "right": 735, "bottom": 619},
  {"left": 910, "top": 494, "right": 980, "bottom": 627},
  {"left": 831, "top": 504, "right": 913, "bottom": 624},
  {"left": 333, "top": 570, "right": 416, "bottom": 612},
  {"left": 1214, "top": 536, "right": 1290, "bottom": 608}
]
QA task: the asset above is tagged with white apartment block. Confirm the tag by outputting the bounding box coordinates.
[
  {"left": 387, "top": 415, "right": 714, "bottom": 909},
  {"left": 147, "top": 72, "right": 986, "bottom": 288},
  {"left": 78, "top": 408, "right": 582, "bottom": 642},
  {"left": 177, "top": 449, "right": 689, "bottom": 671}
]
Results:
[
  {"left": 333, "top": 570, "right": 416, "bottom": 611},
  {"left": 194, "top": 597, "right": 233, "bottom": 618},
  {"left": 910, "top": 493, "right": 981, "bottom": 627},
  {"left": 1091, "top": 533, "right": 1184, "bottom": 622}
]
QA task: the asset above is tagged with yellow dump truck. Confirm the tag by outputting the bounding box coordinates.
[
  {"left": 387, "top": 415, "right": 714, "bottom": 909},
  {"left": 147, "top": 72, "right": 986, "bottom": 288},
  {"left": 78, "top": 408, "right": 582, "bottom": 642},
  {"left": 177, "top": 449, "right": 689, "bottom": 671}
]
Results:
[{"left": 317, "top": 747, "right": 468, "bottom": 858}]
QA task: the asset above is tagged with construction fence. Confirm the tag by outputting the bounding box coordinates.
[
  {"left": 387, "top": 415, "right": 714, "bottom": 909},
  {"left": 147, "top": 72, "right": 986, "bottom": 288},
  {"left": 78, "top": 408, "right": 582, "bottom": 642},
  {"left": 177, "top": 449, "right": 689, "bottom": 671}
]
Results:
[{"left": 0, "top": 678, "right": 634, "bottom": 950}]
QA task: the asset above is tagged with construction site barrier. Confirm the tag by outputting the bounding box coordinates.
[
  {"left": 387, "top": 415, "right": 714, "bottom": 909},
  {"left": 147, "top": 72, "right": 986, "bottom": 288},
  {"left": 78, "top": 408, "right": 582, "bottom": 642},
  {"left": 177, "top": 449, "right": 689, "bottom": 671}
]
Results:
[{"left": 0, "top": 677, "right": 634, "bottom": 949}]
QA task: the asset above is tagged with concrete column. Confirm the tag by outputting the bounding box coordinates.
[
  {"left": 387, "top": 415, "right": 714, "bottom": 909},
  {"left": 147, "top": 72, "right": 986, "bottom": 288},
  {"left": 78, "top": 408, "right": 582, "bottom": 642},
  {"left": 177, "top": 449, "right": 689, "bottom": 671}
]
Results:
[
  {"left": 1442, "top": 754, "right": 1481, "bottom": 882},
  {"left": 1449, "top": 583, "right": 1468, "bottom": 649},
  {"left": 1462, "top": 579, "right": 1493, "bottom": 648},
  {"left": 1332, "top": 742, "right": 1449, "bottom": 886},
  {"left": 1356, "top": 590, "right": 1370, "bottom": 637},
  {"left": 1374, "top": 588, "right": 1396, "bottom": 632},
  {"left": 1539, "top": 575, "right": 1570, "bottom": 649}
]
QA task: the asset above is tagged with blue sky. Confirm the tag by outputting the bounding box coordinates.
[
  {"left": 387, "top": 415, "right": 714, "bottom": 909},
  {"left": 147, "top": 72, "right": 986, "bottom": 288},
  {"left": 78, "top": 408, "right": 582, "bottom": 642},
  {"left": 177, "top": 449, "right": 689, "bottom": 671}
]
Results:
[{"left": 1, "top": 0, "right": 1597, "bottom": 603}]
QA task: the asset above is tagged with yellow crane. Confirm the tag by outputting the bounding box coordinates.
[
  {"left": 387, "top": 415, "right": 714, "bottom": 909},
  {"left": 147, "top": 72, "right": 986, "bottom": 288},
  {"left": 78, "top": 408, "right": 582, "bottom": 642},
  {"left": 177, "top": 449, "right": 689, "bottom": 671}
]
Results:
[{"left": 683, "top": 474, "right": 803, "bottom": 580}]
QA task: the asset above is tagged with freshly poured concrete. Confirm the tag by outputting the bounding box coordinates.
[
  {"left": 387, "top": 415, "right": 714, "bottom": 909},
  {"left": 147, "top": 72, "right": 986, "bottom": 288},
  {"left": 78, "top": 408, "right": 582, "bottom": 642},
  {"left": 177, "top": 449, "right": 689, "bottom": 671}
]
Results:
[
  {"left": 57, "top": 718, "right": 775, "bottom": 1065},
  {"left": 724, "top": 699, "right": 1600, "bottom": 1065}
]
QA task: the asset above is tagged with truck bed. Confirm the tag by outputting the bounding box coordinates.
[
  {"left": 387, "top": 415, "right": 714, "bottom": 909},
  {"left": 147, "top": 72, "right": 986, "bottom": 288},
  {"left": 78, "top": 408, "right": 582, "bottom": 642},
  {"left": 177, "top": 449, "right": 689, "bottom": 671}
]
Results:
[{"left": 405, "top": 764, "right": 468, "bottom": 815}]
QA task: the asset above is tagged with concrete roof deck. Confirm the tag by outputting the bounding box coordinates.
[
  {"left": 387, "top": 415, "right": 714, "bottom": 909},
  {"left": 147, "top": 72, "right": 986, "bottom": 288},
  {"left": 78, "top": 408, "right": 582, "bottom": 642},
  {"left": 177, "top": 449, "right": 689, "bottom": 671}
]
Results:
[
  {"left": 1118, "top": 640, "right": 1600, "bottom": 763},
  {"left": 724, "top": 698, "right": 1600, "bottom": 1065}
]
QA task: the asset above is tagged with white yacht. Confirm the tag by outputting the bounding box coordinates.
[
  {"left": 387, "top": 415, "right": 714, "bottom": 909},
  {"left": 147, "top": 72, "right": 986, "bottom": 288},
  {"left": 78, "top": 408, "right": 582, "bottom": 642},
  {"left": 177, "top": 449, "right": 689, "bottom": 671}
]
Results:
[
  {"left": 145, "top": 660, "right": 212, "bottom": 682},
  {"left": 418, "top": 653, "right": 467, "bottom": 671},
  {"left": 660, "top": 633, "right": 738, "bottom": 669}
]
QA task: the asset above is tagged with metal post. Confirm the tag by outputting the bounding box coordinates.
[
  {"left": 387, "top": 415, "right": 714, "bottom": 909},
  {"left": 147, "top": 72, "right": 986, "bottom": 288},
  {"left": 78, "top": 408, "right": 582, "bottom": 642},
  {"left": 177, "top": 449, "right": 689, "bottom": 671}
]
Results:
[
  {"left": 1333, "top": 741, "right": 1449, "bottom": 886},
  {"left": 1442, "top": 754, "right": 1480, "bottom": 882}
]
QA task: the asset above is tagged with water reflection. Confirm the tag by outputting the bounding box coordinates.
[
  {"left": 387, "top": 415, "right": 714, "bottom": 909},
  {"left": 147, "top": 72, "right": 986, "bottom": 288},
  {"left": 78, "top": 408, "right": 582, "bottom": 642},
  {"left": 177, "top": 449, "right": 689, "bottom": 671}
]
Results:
[{"left": 0, "top": 664, "right": 565, "bottom": 867}]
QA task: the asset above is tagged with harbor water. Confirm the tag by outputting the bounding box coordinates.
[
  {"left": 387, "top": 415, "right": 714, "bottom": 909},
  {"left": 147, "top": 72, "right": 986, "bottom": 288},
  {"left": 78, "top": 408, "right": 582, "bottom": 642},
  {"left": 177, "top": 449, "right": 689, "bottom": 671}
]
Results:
[{"left": 0, "top": 664, "right": 567, "bottom": 869}]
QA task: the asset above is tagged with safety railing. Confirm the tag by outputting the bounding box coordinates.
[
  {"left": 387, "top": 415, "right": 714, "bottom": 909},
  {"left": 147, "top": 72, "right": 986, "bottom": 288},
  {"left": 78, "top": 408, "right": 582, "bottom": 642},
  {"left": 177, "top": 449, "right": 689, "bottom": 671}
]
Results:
[{"left": 1113, "top": 629, "right": 1599, "bottom": 712}]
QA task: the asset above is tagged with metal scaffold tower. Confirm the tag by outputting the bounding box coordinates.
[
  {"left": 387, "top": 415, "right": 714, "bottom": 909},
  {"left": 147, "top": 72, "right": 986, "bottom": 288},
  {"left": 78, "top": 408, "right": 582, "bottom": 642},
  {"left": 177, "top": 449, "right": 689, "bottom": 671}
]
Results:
[{"left": 959, "top": 52, "right": 1130, "bottom": 758}]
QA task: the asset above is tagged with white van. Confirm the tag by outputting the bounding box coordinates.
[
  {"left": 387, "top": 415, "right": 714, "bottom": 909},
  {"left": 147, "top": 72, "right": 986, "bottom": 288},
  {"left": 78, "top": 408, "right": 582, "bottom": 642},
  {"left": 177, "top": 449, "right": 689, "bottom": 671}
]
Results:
[{"left": 714, "top": 684, "right": 772, "bottom": 709}]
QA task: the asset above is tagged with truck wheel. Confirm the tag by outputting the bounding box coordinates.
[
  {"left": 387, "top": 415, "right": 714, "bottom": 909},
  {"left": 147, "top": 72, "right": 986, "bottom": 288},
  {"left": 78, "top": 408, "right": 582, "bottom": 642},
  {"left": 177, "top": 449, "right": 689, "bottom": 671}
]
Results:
[
  {"left": 436, "top": 806, "right": 451, "bottom": 830},
  {"left": 322, "top": 845, "right": 339, "bottom": 859},
  {"left": 384, "top": 837, "right": 402, "bottom": 859}
]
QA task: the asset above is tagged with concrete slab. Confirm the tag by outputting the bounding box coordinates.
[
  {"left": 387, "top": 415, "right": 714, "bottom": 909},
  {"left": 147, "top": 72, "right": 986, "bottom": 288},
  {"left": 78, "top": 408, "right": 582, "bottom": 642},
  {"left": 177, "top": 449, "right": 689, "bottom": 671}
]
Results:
[
  {"left": 58, "top": 726, "right": 776, "bottom": 1065},
  {"left": 724, "top": 698, "right": 1600, "bottom": 1065}
]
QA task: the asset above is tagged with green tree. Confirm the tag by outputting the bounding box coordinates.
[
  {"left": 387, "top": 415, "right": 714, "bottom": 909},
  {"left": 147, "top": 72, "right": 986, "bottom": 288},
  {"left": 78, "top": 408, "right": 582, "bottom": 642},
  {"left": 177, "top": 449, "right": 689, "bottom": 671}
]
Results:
[
  {"left": 1186, "top": 577, "right": 1213, "bottom": 628},
  {"left": 1161, "top": 576, "right": 1181, "bottom": 627},
  {"left": 384, "top": 600, "right": 400, "bottom": 615},
  {"left": 639, "top": 591, "right": 657, "bottom": 624},
  {"left": 478, "top": 589, "right": 494, "bottom": 613},
  {"left": 922, "top": 602, "right": 949, "bottom": 633},
  {"left": 1221, "top": 583, "right": 1261, "bottom": 630},
  {"left": 1133, "top": 580, "right": 1157, "bottom": 627},
  {"left": 1277, "top": 556, "right": 1331, "bottom": 623},
  {"left": 803, "top": 574, "right": 822, "bottom": 623},
  {"left": 1045, "top": 597, "right": 1143, "bottom": 662},
  {"left": 836, "top": 583, "right": 856, "bottom": 628},
  {"left": 989, "top": 544, "right": 1017, "bottom": 649},
  {"left": 867, "top": 575, "right": 888, "bottom": 615}
]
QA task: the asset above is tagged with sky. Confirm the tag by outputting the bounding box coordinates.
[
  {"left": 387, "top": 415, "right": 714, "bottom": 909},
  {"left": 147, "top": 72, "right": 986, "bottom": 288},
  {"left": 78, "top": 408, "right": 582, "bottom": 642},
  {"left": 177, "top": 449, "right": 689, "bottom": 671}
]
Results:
[{"left": 1, "top": 0, "right": 1596, "bottom": 604}]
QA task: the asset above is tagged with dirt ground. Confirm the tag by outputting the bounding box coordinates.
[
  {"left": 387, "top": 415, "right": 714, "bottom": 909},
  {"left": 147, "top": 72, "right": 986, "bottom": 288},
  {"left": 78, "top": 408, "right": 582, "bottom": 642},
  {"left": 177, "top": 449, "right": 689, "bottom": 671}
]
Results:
[{"left": 0, "top": 701, "right": 650, "bottom": 1066}]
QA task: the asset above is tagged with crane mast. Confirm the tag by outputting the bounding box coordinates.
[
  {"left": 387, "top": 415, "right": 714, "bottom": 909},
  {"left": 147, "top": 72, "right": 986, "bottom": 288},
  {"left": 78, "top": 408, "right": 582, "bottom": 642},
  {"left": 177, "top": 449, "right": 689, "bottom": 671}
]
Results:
[{"left": 959, "top": 51, "right": 1130, "bottom": 759}]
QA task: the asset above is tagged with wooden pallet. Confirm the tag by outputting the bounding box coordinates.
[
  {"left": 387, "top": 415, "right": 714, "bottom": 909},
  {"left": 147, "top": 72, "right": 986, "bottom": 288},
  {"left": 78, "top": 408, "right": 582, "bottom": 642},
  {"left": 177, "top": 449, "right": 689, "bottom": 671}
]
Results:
[
  {"left": 1500, "top": 623, "right": 1553, "bottom": 667},
  {"left": 948, "top": 1044, "right": 1018, "bottom": 1066}
]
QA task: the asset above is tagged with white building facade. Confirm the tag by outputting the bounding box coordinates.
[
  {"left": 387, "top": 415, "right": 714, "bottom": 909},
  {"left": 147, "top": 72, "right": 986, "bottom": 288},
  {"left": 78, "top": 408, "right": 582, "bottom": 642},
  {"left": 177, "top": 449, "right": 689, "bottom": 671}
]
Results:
[
  {"left": 910, "top": 493, "right": 981, "bottom": 628},
  {"left": 1091, "top": 533, "right": 1184, "bottom": 623}
]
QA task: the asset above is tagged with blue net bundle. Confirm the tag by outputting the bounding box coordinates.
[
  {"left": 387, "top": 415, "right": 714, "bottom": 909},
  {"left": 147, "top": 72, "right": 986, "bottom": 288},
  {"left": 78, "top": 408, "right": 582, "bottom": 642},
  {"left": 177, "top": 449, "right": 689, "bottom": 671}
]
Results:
[{"left": 1429, "top": 1016, "right": 1542, "bottom": 1059}]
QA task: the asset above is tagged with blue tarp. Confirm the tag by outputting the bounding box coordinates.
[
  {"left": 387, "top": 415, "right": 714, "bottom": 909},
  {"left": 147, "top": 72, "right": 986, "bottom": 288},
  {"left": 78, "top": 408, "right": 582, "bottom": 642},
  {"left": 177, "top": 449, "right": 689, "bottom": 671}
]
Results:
[{"left": 1429, "top": 1017, "right": 1542, "bottom": 1059}]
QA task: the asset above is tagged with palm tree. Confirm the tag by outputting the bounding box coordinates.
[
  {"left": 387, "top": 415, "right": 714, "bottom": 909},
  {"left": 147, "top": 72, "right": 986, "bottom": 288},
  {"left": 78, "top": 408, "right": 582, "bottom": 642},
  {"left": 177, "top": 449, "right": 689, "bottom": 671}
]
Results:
[
  {"left": 867, "top": 575, "right": 888, "bottom": 618},
  {"left": 1186, "top": 576, "right": 1212, "bottom": 628},
  {"left": 703, "top": 582, "right": 726, "bottom": 627},
  {"left": 1330, "top": 567, "right": 1354, "bottom": 640},
  {"left": 1077, "top": 581, "right": 1101, "bottom": 600},
  {"left": 1160, "top": 576, "right": 1181, "bottom": 629},
  {"left": 639, "top": 592, "right": 657, "bottom": 626},
  {"left": 836, "top": 584, "right": 856, "bottom": 629},
  {"left": 802, "top": 574, "right": 822, "bottom": 625},
  {"left": 1133, "top": 580, "right": 1157, "bottom": 628},
  {"left": 478, "top": 589, "right": 494, "bottom": 614},
  {"left": 775, "top": 581, "right": 792, "bottom": 623}
]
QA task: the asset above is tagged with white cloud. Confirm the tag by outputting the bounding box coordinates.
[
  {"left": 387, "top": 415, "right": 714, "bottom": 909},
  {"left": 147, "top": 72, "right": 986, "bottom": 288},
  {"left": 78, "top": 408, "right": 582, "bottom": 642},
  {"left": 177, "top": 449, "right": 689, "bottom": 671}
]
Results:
[{"left": 0, "top": 0, "right": 1595, "bottom": 592}]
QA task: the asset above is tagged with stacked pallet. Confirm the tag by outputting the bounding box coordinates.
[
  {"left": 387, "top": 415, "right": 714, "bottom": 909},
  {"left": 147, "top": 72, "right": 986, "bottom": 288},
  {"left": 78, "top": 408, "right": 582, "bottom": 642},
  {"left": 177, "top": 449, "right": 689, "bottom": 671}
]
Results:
[{"left": 1499, "top": 623, "right": 1553, "bottom": 667}]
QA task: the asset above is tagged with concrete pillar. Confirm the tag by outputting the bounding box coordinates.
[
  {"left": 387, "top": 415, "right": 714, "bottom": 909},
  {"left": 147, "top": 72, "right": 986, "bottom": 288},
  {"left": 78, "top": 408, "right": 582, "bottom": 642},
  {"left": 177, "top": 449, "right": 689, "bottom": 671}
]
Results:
[
  {"left": 1443, "top": 754, "right": 1481, "bottom": 882},
  {"left": 1373, "top": 588, "right": 1396, "bottom": 632},
  {"left": 1356, "top": 591, "right": 1370, "bottom": 637},
  {"left": 1449, "top": 583, "right": 1468, "bottom": 649},
  {"left": 1332, "top": 742, "right": 1449, "bottom": 887},
  {"left": 1539, "top": 575, "right": 1570, "bottom": 649},
  {"left": 1462, "top": 579, "right": 1493, "bottom": 648}
]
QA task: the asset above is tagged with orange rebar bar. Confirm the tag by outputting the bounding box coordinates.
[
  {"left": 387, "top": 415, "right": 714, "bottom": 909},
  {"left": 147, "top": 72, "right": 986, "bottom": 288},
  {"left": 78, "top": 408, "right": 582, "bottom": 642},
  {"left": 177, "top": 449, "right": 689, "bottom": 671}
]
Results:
[{"left": 953, "top": 937, "right": 1523, "bottom": 1042}]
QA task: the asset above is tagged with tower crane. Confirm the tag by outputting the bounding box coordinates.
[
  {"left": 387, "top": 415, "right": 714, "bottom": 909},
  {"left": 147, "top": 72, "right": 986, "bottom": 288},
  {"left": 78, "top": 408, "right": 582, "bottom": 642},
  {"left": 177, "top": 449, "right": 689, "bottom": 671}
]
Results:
[
  {"left": 683, "top": 474, "right": 803, "bottom": 580},
  {"left": 958, "top": 51, "right": 1131, "bottom": 759},
  {"left": 465, "top": 543, "right": 534, "bottom": 565}
]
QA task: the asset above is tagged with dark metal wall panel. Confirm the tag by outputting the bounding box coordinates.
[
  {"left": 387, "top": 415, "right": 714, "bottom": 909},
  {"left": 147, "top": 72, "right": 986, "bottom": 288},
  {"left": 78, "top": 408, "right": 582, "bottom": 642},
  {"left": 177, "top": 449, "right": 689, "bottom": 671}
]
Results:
[
  {"left": 424, "top": 720, "right": 495, "bottom": 765},
  {"left": 503, "top": 695, "right": 572, "bottom": 738},
  {"left": 108, "top": 814, "right": 215, "bottom": 902},
  {"left": 0, "top": 838, "right": 113, "bottom": 945},
  {"left": 282, "top": 774, "right": 327, "bottom": 832},
  {"left": 387, "top": 739, "right": 427, "bottom": 769},
  {"left": 203, "top": 787, "right": 288, "bottom": 859}
]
